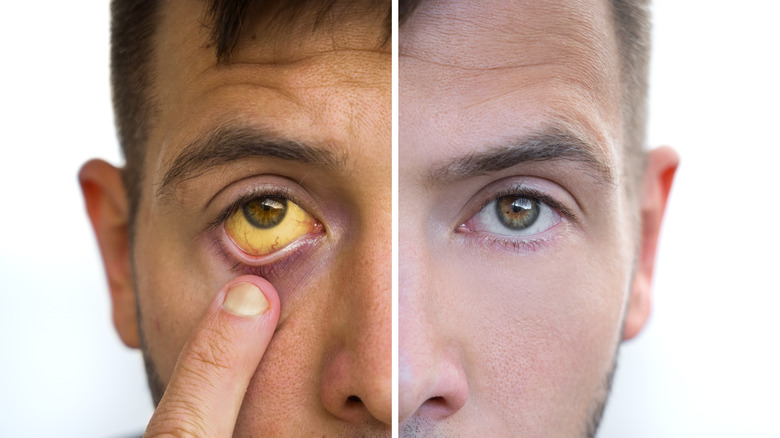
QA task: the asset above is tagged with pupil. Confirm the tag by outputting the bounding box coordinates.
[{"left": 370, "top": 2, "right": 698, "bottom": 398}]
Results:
[
  {"left": 242, "top": 197, "right": 287, "bottom": 229},
  {"left": 496, "top": 196, "right": 540, "bottom": 230}
]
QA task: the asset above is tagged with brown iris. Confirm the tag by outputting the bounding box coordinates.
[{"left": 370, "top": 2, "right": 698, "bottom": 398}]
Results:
[
  {"left": 496, "top": 196, "right": 540, "bottom": 230},
  {"left": 242, "top": 197, "right": 287, "bottom": 229}
]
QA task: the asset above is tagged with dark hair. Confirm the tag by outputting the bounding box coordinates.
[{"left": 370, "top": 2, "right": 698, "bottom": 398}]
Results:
[
  {"left": 110, "top": 0, "right": 391, "bottom": 227},
  {"left": 400, "top": 0, "right": 652, "bottom": 193},
  {"left": 110, "top": 0, "right": 159, "bottom": 230},
  {"left": 610, "top": 0, "right": 651, "bottom": 194}
]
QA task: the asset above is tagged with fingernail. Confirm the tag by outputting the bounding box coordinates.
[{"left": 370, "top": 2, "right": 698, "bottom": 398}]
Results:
[{"left": 223, "top": 282, "right": 269, "bottom": 316}]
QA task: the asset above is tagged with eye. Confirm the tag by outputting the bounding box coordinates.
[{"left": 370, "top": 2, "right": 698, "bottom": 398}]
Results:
[
  {"left": 464, "top": 194, "right": 561, "bottom": 237},
  {"left": 224, "top": 196, "right": 319, "bottom": 256}
]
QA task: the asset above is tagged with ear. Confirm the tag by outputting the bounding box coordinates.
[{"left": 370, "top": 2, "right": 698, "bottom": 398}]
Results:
[
  {"left": 79, "top": 159, "right": 140, "bottom": 348},
  {"left": 623, "top": 146, "right": 679, "bottom": 340}
]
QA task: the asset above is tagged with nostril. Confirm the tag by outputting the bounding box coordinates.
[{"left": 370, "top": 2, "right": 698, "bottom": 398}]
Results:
[
  {"left": 398, "top": 353, "right": 469, "bottom": 423},
  {"left": 411, "top": 395, "right": 465, "bottom": 421},
  {"left": 347, "top": 395, "right": 362, "bottom": 403},
  {"left": 425, "top": 396, "right": 448, "bottom": 411}
]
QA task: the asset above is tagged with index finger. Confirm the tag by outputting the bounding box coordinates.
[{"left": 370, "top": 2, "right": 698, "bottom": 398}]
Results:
[{"left": 144, "top": 275, "right": 280, "bottom": 437}]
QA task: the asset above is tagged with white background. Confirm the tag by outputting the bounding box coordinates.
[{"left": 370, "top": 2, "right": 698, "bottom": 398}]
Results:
[
  {"left": 0, "top": 1, "right": 778, "bottom": 437},
  {"left": 599, "top": 1, "right": 780, "bottom": 437},
  {"left": 0, "top": 3, "right": 154, "bottom": 437}
]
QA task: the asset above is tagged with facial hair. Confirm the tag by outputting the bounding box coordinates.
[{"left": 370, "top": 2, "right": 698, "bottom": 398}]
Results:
[{"left": 399, "top": 345, "right": 621, "bottom": 438}]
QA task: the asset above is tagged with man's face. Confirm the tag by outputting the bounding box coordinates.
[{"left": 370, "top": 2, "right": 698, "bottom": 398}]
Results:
[
  {"left": 400, "top": 0, "right": 637, "bottom": 435},
  {"left": 128, "top": 1, "right": 390, "bottom": 434}
]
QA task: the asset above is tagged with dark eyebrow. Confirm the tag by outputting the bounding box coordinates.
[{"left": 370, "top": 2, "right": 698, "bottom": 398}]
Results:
[
  {"left": 156, "top": 126, "right": 344, "bottom": 197},
  {"left": 428, "top": 126, "right": 616, "bottom": 186}
]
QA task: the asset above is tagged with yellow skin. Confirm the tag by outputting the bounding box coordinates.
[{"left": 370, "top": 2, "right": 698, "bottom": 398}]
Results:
[
  {"left": 225, "top": 198, "right": 316, "bottom": 256},
  {"left": 78, "top": 1, "right": 393, "bottom": 433}
]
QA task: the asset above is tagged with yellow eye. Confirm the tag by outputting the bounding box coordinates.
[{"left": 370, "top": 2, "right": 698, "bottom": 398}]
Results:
[{"left": 225, "top": 196, "right": 318, "bottom": 256}]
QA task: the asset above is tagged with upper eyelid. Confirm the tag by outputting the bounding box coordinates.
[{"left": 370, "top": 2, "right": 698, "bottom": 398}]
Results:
[{"left": 202, "top": 170, "right": 320, "bottom": 213}]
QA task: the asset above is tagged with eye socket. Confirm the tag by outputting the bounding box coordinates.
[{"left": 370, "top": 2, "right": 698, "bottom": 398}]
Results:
[
  {"left": 464, "top": 194, "right": 561, "bottom": 237},
  {"left": 225, "top": 196, "right": 319, "bottom": 256}
]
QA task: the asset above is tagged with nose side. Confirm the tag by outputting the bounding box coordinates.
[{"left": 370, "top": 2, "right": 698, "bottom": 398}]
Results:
[
  {"left": 398, "top": 236, "right": 469, "bottom": 424},
  {"left": 398, "top": 337, "right": 469, "bottom": 423},
  {"left": 319, "top": 225, "right": 392, "bottom": 426}
]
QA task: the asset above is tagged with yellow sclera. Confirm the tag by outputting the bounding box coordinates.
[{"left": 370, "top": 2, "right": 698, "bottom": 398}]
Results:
[{"left": 225, "top": 198, "right": 316, "bottom": 256}]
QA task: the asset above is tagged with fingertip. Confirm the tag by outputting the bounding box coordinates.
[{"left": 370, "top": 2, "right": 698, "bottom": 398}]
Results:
[{"left": 221, "top": 275, "right": 281, "bottom": 321}]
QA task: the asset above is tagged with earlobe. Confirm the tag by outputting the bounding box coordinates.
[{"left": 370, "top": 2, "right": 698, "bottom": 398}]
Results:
[
  {"left": 79, "top": 159, "right": 140, "bottom": 348},
  {"left": 623, "top": 146, "right": 679, "bottom": 340}
]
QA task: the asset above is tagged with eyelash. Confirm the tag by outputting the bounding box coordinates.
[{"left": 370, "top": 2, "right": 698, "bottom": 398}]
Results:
[{"left": 476, "top": 235, "right": 551, "bottom": 253}]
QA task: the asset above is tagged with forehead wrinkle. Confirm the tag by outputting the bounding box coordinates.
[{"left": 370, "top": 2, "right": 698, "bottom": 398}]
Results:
[
  {"left": 224, "top": 1, "right": 391, "bottom": 64},
  {"left": 189, "top": 50, "right": 389, "bottom": 105},
  {"left": 155, "top": 1, "right": 390, "bottom": 117},
  {"left": 400, "top": 1, "right": 620, "bottom": 112},
  {"left": 400, "top": 52, "right": 560, "bottom": 75}
]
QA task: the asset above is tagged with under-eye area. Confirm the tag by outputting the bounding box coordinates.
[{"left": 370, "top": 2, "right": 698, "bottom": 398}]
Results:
[{"left": 456, "top": 179, "right": 578, "bottom": 252}]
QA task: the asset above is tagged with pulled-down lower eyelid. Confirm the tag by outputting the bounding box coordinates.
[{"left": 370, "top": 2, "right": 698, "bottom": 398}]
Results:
[
  {"left": 223, "top": 226, "right": 325, "bottom": 265},
  {"left": 210, "top": 230, "right": 321, "bottom": 282}
]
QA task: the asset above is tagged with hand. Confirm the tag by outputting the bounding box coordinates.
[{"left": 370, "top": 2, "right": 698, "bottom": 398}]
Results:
[{"left": 144, "top": 275, "right": 281, "bottom": 437}]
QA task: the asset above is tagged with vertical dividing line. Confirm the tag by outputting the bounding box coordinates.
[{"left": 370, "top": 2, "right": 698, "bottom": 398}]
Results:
[{"left": 391, "top": 0, "right": 400, "bottom": 435}]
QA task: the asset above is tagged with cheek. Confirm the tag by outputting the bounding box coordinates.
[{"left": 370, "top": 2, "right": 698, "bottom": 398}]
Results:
[
  {"left": 234, "top": 267, "right": 344, "bottom": 433},
  {"left": 132, "top": 228, "right": 216, "bottom": 386},
  {"left": 197, "top": 232, "right": 336, "bottom": 323},
  {"left": 444, "top": 241, "right": 629, "bottom": 431},
  {"left": 133, "top": 222, "right": 338, "bottom": 390}
]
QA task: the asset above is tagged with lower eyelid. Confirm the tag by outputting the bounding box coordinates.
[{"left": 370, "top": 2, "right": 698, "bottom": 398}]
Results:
[
  {"left": 207, "top": 232, "right": 325, "bottom": 302},
  {"left": 221, "top": 224, "right": 325, "bottom": 266},
  {"left": 464, "top": 222, "right": 564, "bottom": 253},
  {"left": 487, "top": 235, "right": 552, "bottom": 252},
  {"left": 456, "top": 210, "right": 568, "bottom": 253},
  {"left": 453, "top": 231, "right": 552, "bottom": 254}
]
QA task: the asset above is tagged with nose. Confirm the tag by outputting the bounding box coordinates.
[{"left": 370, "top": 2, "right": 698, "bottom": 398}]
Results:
[
  {"left": 398, "top": 339, "right": 469, "bottom": 423},
  {"left": 398, "top": 239, "right": 469, "bottom": 423},
  {"left": 319, "top": 227, "right": 392, "bottom": 426}
]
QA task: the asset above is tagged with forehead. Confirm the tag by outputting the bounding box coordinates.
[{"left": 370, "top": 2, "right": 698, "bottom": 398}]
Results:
[
  {"left": 149, "top": 0, "right": 390, "bottom": 163},
  {"left": 402, "top": 0, "right": 616, "bottom": 68},
  {"left": 400, "top": 0, "right": 623, "bottom": 169}
]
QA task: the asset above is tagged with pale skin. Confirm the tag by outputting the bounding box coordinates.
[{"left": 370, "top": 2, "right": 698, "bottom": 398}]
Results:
[
  {"left": 399, "top": 0, "right": 677, "bottom": 436},
  {"left": 80, "top": 0, "right": 391, "bottom": 436}
]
